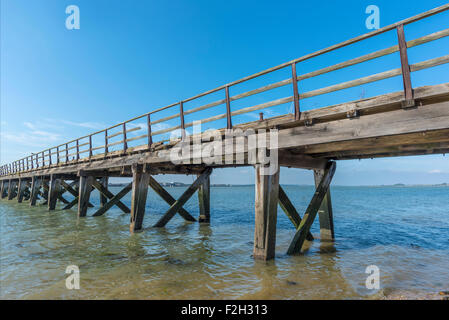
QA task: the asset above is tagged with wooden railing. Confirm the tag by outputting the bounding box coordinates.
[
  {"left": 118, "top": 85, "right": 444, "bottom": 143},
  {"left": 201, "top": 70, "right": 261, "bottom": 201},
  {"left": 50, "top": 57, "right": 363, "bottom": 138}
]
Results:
[{"left": 1, "top": 4, "right": 449, "bottom": 177}]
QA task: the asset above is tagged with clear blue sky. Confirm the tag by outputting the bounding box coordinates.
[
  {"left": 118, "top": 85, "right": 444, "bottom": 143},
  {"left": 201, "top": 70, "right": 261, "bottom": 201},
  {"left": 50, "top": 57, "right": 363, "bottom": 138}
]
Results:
[{"left": 1, "top": 0, "right": 448, "bottom": 185}]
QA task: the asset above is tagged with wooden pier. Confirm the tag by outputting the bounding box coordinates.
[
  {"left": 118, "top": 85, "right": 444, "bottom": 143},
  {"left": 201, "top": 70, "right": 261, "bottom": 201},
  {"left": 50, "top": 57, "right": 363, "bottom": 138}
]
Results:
[{"left": 1, "top": 5, "right": 449, "bottom": 260}]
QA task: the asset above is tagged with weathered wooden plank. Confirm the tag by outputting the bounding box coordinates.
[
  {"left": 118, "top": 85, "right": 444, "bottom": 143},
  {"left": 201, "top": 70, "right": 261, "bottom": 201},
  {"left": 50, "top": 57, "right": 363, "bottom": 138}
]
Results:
[
  {"left": 129, "top": 165, "right": 151, "bottom": 233},
  {"left": 0, "top": 180, "right": 6, "bottom": 199},
  {"left": 48, "top": 175, "right": 62, "bottom": 210},
  {"left": 92, "top": 182, "right": 132, "bottom": 217},
  {"left": 99, "top": 177, "right": 108, "bottom": 207},
  {"left": 198, "top": 172, "right": 211, "bottom": 223},
  {"left": 148, "top": 176, "right": 196, "bottom": 222},
  {"left": 314, "top": 169, "right": 335, "bottom": 242},
  {"left": 253, "top": 164, "right": 280, "bottom": 261},
  {"left": 43, "top": 178, "right": 69, "bottom": 205},
  {"left": 277, "top": 100, "right": 449, "bottom": 150},
  {"left": 153, "top": 168, "right": 212, "bottom": 227},
  {"left": 78, "top": 176, "right": 94, "bottom": 217},
  {"left": 278, "top": 186, "right": 314, "bottom": 241},
  {"left": 30, "top": 176, "right": 42, "bottom": 206},
  {"left": 397, "top": 24, "right": 414, "bottom": 107},
  {"left": 287, "top": 162, "right": 336, "bottom": 255},
  {"left": 17, "top": 178, "right": 27, "bottom": 203},
  {"left": 7, "top": 179, "right": 17, "bottom": 200},
  {"left": 91, "top": 178, "right": 130, "bottom": 213}
]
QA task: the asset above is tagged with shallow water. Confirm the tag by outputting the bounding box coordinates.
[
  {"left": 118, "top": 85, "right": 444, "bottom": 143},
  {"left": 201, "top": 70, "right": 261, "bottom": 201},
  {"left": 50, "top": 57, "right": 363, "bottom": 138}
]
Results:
[{"left": 0, "top": 185, "right": 448, "bottom": 299}]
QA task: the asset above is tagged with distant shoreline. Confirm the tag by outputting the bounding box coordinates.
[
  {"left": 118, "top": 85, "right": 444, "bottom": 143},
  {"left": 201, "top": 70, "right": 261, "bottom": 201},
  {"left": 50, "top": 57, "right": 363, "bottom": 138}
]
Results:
[{"left": 108, "top": 182, "right": 449, "bottom": 188}]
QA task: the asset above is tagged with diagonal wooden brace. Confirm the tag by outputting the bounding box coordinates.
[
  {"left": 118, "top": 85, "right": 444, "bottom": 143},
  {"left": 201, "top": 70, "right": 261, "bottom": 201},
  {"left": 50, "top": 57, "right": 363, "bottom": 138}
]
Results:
[
  {"left": 153, "top": 168, "right": 212, "bottom": 227},
  {"left": 43, "top": 180, "right": 69, "bottom": 205},
  {"left": 278, "top": 186, "right": 314, "bottom": 241},
  {"left": 92, "top": 182, "right": 133, "bottom": 217},
  {"left": 287, "top": 161, "right": 336, "bottom": 255},
  {"left": 149, "top": 176, "right": 196, "bottom": 222},
  {"left": 91, "top": 179, "right": 130, "bottom": 213},
  {"left": 60, "top": 179, "right": 94, "bottom": 209}
]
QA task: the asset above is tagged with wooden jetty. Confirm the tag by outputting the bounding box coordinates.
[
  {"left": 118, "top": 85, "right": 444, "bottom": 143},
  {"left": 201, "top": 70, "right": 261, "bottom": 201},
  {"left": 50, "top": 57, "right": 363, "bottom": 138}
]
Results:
[{"left": 1, "top": 5, "right": 449, "bottom": 260}]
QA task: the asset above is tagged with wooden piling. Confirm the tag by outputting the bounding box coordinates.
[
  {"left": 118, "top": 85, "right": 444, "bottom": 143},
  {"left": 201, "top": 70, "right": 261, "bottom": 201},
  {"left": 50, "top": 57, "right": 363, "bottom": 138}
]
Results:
[
  {"left": 198, "top": 173, "right": 211, "bottom": 223},
  {"left": 314, "top": 168, "right": 335, "bottom": 242},
  {"left": 253, "top": 164, "right": 280, "bottom": 261},
  {"left": 129, "top": 165, "right": 151, "bottom": 233},
  {"left": 17, "top": 178, "right": 27, "bottom": 203},
  {"left": 0, "top": 180, "right": 6, "bottom": 199},
  {"left": 78, "top": 176, "right": 94, "bottom": 217},
  {"left": 99, "top": 177, "right": 109, "bottom": 207},
  {"left": 8, "top": 179, "right": 17, "bottom": 200},
  {"left": 30, "top": 176, "right": 42, "bottom": 206},
  {"left": 48, "top": 175, "right": 62, "bottom": 210}
]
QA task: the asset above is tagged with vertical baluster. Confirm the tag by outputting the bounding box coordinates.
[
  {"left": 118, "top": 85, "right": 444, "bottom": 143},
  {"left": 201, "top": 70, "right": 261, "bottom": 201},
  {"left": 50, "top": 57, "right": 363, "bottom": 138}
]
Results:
[
  {"left": 89, "top": 135, "right": 93, "bottom": 158},
  {"left": 76, "top": 139, "right": 80, "bottom": 160},
  {"left": 396, "top": 24, "right": 415, "bottom": 108},
  {"left": 105, "top": 130, "right": 109, "bottom": 154},
  {"left": 291, "top": 62, "right": 300, "bottom": 121},
  {"left": 122, "top": 123, "right": 128, "bottom": 151},
  {"left": 180, "top": 101, "right": 186, "bottom": 140},
  {"left": 56, "top": 146, "right": 60, "bottom": 164},
  {"left": 147, "top": 114, "right": 153, "bottom": 149},
  {"left": 225, "top": 86, "right": 232, "bottom": 129},
  {"left": 66, "top": 143, "right": 69, "bottom": 163}
]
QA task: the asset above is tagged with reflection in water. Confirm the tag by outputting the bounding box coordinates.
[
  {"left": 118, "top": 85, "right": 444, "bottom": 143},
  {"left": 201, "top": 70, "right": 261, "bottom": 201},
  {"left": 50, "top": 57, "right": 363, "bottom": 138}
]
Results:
[{"left": 1, "top": 185, "right": 449, "bottom": 299}]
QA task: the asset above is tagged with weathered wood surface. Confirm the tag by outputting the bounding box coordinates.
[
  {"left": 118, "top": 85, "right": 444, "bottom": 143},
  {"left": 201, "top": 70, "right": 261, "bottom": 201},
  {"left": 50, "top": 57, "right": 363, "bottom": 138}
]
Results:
[
  {"left": 287, "top": 162, "right": 336, "bottom": 255},
  {"left": 78, "top": 176, "right": 94, "bottom": 217},
  {"left": 313, "top": 169, "right": 335, "bottom": 242},
  {"left": 29, "top": 176, "right": 42, "bottom": 206},
  {"left": 91, "top": 178, "right": 130, "bottom": 213},
  {"left": 253, "top": 164, "right": 280, "bottom": 261},
  {"left": 148, "top": 176, "right": 196, "bottom": 222},
  {"left": 129, "top": 165, "right": 151, "bottom": 232},
  {"left": 153, "top": 168, "right": 213, "bottom": 227},
  {"left": 197, "top": 173, "right": 211, "bottom": 223},
  {"left": 92, "top": 182, "right": 132, "bottom": 217},
  {"left": 278, "top": 186, "right": 314, "bottom": 241}
]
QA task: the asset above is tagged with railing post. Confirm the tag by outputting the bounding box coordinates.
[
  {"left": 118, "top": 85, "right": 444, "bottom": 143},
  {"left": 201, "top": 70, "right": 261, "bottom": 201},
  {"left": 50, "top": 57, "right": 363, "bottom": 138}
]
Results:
[
  {"left": 41, "top": 152, "right": 45, "bottom": 167},
  {"left": 48, "top": 149, "right": 52, "bottom": 166},
  {"left": 291, "top": 62, "right": 301, "bottom": 120},
  {"left": 26, "top": 158, "right": 29, "bottom": 171},
  {"left": 89, "top": 135, "right": 93, "bottom": 158},
  {"left": 31, "top": 155, "right": 34, "bottom": 169},
  {"left": 76, "top": 139, "right": 80, "bottom": 160},
  {"left": 396, "top": 24, "right": 415, "bottom": 108},
  {"left": 56, "top": 146, "right": 60, "bottom": 164},
  {"left": 147, "top": 114, "right": 153, "bottom": 149},
  {"left": 104, "top": 130, "right": 109, "bottom": 154},
  {"left": 122, "top": 123, "right": 128, "bottom": 152},
  {"left": 180, "top": 101, "right": 186, "bottom": 140},
  {"left": 66, "top": 143, "right": 69, "bottom": 162},
  {"left": 225, "top": 86, "right": 233, "bottom": 129}
]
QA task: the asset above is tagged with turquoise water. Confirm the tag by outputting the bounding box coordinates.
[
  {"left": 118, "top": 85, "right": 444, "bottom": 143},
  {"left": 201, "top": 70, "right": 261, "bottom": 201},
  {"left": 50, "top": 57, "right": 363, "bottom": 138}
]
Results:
[{"left": 0, "top": 185, "right": 448, "bottom": 299}]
